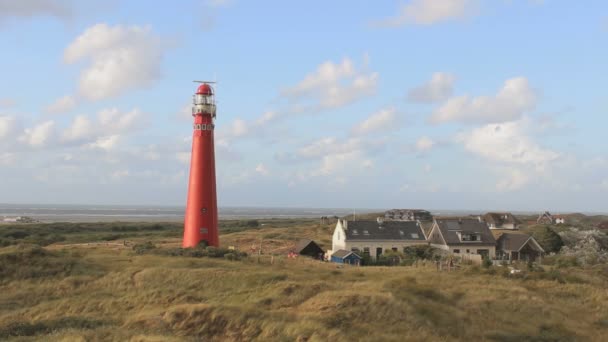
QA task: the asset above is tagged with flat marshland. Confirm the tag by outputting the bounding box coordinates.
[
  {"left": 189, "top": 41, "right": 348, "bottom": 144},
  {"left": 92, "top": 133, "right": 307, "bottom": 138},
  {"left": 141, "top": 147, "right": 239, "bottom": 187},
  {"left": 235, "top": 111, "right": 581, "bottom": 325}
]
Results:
[{"left": 1, "top": 219, "right": 607, "bottom": 341}]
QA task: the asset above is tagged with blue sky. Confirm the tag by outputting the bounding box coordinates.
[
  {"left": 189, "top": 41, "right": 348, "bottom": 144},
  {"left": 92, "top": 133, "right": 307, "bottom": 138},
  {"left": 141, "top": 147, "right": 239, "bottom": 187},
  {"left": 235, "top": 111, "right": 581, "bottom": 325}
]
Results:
[{"left": 0, "top": 0, "right": 606, "bottom": 212}]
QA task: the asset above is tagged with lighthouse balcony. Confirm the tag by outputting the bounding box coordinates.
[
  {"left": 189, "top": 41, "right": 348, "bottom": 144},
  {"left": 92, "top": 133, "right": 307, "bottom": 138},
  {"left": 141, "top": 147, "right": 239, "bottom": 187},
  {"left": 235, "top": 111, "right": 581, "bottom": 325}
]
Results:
[{"left": 192, "top": 104, "right": 216, "bottom": 116}]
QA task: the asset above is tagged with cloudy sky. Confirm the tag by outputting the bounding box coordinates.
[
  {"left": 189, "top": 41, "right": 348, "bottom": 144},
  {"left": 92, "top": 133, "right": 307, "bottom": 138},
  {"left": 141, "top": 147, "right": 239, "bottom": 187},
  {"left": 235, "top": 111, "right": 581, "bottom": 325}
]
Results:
[{"left": 0, "top": 0, "right": 606, "bottom": 212}]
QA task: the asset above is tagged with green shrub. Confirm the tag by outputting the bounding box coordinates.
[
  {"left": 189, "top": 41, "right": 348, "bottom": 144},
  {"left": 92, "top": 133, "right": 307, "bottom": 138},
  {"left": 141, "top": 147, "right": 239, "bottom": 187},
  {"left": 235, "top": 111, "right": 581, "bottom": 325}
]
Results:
[
  {"left": 527, "top": 226, "right": 564, "bottom": 253},
  {"left": 0, "top": 317, "right": 105, "bottom": 338},
  {"left": 132, "top": 241, "right": 156, "bottom": 254}
]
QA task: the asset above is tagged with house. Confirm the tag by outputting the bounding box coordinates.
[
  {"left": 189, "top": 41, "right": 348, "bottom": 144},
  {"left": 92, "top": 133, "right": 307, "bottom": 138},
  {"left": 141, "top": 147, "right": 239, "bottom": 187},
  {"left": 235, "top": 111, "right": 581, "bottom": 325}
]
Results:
[
  {"left": 554, "top": 216, "right": 566, "bottom": 225},
  {"left": 295, "top": 239, "right": 325, "bottom": 259},
  {"left": 332, "top": 219, "right": 427, "bottom": 260},
  {"left": 494, "top": 231, "right": 545, "bottom": 262},
  {"left": 483, "top": 212, "right": 522, "bottom": 229},
  {"left": 537, "top": 211, "right": 554, "bottom": 224},
  {"left": 330, "top": 249, "right": 362, "bottom": 265},
  {"left": 384, "top": 209, "right": 433, "bottom": 222},
  {"left": 428, "top": 218, "right": 496, "bottom": 258}
]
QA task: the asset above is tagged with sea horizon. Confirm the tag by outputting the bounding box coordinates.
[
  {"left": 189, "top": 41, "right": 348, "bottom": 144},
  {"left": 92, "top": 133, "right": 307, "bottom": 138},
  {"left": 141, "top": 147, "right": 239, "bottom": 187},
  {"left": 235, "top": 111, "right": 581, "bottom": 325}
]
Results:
[{"left": 1, "top": 203, "right": 606, "bottom": 223}]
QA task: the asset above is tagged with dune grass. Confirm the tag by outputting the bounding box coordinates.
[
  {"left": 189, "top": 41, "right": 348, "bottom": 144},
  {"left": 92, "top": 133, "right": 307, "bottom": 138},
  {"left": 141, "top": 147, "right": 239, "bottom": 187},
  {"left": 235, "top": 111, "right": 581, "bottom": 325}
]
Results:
[{"left": 1, "top": 221, "right": 607, "bottom": 341}]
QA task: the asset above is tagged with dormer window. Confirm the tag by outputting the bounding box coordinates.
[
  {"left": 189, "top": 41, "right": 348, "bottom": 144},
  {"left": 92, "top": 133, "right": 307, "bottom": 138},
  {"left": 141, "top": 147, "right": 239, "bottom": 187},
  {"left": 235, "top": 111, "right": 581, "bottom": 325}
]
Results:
[
  {"left": 363, "top": 230, "right": 369, "bottom": 235},
  {"left": 411, "top": 233, "right": 419, "bottom": 239},
  {"left": 460, "top": 233, "right": 480, "bottom": 242},
  {"left": 352, "top": 229, "right": 358, "bottom": 235},
  {"left": 399, "top": 230, "right": 404, "bottom": 236}
]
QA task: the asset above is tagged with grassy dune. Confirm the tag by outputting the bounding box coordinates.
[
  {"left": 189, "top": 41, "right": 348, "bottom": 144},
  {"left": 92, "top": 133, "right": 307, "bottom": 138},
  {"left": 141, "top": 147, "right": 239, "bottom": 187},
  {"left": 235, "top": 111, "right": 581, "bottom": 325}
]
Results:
[{"left": 1, "top": 220, "right": 608, "bottom": 341}]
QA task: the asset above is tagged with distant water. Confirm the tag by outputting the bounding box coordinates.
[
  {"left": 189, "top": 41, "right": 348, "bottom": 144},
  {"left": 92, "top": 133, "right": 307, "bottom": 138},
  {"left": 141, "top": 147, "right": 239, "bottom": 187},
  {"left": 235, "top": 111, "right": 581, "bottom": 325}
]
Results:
[
  {"left": 3, "top": 204, "right": 596, "bottom": 223},
  {"left": 0, "top": 204, "right": 379, "bottom": 223}
]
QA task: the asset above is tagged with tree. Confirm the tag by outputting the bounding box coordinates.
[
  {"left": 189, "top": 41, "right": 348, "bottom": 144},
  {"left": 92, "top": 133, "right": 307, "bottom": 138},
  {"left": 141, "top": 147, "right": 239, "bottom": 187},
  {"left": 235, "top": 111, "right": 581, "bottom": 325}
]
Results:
[{"left": 530, "top": 226, "right": 564, "bottom": 253}]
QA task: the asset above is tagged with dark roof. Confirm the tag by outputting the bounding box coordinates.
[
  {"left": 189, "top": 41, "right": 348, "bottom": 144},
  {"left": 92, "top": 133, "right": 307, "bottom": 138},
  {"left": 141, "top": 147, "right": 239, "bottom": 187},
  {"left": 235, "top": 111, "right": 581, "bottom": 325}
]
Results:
[
  {"left": 434, "top": 218, "right": 495, "bottom": 245},
  {"left": 295, "top": 239, "right": 312, "bottom": 251},
  {"left": 344, "top": 220, "right": 426, "bottom": 241},
  {"left": 497, "top": 233, "right": 544, "bottom": 252},
  {"left": 332, "top": 249, "right": 360, "bottom": 259},
  {"left": 483, "top": 212, "right": 522, "bottom": 226},
  {"left": 295, "top": 239, "right": 323, "bottom": 254}
]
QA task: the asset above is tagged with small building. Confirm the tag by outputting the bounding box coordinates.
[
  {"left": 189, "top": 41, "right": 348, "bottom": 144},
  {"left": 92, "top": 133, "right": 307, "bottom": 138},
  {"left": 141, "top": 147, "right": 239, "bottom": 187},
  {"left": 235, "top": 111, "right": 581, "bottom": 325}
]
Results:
[
  {"left": 428, "top": 218, "right": 496, "bottom": 258},
  {"left": 495, "top": 232, "right": 545, "bottom": 262},
  {"left": 332, "top": 219, "right": 427, "bottom": 260},
  {"left": 554, "top": 216, "right": 566, "bottom": 225},
  {"left": 384, "top": 209, "right": 433, "bottom": 222},
  {"left": 330, "top": 249, "right": 362, "bottom": 265},
  {"left": 295, "top": 239, "right": 325, "bottom": 259},
  {"left": 537, "top": 211, "right": 554, "bottom": 224},
  {"left": 483, "top": 212, "right": 522, "bottom": 229}
]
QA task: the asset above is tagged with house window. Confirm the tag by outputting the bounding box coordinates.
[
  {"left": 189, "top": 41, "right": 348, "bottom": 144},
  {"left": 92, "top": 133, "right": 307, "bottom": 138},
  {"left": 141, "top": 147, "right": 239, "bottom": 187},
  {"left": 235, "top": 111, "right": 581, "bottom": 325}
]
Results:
[
  {"left": 453, "top": 249, "right": 460, "bottom": 254},
  {"left": 363, "top": 247, "right": 370, "bottom": 256},
  {"left": 391, "top": 247, "right": 397, "bottom": 252},
  {"left": 337, "top": 231, "right": 340, "bottom": 240},
  {"left": 351, "top": 247, "right": 360, "bottom": 253},
  {"left": 466, "top": 249, "right": 470, "bottom": 253},
  {"left": 411, "top": 233, "right": 419, "bottom": 239},
  {"left": 461, "top": 234, "right": 479, "bottom": 241}
]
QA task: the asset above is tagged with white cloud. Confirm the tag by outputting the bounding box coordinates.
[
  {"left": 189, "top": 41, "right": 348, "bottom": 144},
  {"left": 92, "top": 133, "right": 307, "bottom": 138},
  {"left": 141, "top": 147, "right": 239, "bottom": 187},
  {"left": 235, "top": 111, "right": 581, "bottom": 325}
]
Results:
[
  {"left": 110, "top": 169, "right": 129, "bottom": 180},
  {"left": 0, "top": 152, "right": 14, "bottom": 166},
  {"left": 97, "top": 108, "right": 142, "bottom": 132},
  {"left": 281, "top": 57, "right": 378, "bottom": 111},
  {"left": 45, "top": 95, "right": 76, "bottom": 114},
  {"left": 255, "top": 111, "right": 278, "bottom": 125},
  {"left": 293, "top": 136, "right": 386, "bottom": 182},
  {"left": 374, "top": 0, "right": 476, "bottom": 27},
  {"left": 64, "top": 23, "right": 164, "bottom": 100},
  {"left": 431, "top": 77, "right": 537, "bottom": 124},
  {"left": 0, "top": 115, "right": 15, "bottom": 139},
  {"left": 176, "top": 151, "right": 190, "bottom": 164},
  {"left": 255, "top": 163, "right": 269, "bottom": 176},
  {"left": 496, "top": 168, "right": 530, "bottom": 192},
  {"left": 62, "top": 115, "right": 91, "bottom": 142},
  {"left": 458, "top": 119, "right": 559, "bottom": 166},
  {"left": 0, "top": 0, "right": 71, "bottom": 22},
  {"left": 61, "top": 108, "right": 143, "bottom": 147},
  {"left": 228, "top": 118, "right": 248, "bottom": 137},
  {"left": 408, "top": 72, "right": 455, "bottom": 103},
  {"left": 85, "top": 135, "right": 119, "bottom": 151},
  {"left": 352, "top": 107, "right": 397, "bottom": 135},
  {"left": 19, "top": 120, "right": 55, "bottom": 147},
  {"left": 415, "top": 136, "right": 435, "bottom": 152}
]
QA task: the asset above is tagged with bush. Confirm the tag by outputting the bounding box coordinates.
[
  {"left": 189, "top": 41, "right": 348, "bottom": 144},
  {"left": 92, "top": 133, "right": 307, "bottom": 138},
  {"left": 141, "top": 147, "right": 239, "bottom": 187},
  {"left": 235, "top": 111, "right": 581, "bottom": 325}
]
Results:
[
  {"left": 527, "top": 226, "right": 564, "bottom": 253},
  {"left": 0, "top": 317, "right": 105, "bottom": 338},
  {"left": 132, "top": 241, "right": 156, "bottom": 254}
]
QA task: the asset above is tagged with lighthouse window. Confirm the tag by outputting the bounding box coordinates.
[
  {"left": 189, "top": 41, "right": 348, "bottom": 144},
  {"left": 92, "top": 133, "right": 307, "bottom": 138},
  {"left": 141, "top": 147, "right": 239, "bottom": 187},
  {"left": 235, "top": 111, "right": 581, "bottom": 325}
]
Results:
[{"left": 202, "top": 124, "right": 207, "bottom": 130}]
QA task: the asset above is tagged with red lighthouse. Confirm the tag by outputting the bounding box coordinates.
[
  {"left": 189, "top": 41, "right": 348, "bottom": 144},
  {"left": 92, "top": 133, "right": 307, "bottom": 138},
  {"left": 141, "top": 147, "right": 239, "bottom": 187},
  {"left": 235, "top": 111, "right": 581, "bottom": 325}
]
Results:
[{"left": 183, "top": 82, "right": 219, "bottom": 248}]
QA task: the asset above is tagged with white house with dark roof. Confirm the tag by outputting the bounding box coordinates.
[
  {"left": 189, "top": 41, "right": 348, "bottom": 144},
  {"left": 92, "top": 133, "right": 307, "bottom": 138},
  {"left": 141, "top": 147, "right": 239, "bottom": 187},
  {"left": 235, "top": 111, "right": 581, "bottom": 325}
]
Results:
[
  {"left": 428, "top": 218, "right": 496, "bottom": 258},
  {"left": 483, "top": 212, "right": 522, "bottom": 230},
  {"left": 331, "top": 219, "right": 427, "bottom": 259}
]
